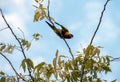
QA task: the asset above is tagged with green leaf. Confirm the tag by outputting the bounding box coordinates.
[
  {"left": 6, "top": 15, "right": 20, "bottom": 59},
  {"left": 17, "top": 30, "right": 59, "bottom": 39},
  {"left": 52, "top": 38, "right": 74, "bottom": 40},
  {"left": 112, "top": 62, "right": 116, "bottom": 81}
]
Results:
[
  {"left": 59, "top": 72, "right": 63, "bottom": 79},
  {"left": 33, "top": 33, "right": 40, "bottom": 40},
  {"left": 55, "top": 50, "right": 58, "bottom": 58},
  {"left": 53, "top": 72, "right": 58, "bottom": 80},
  {"left": 106, "top": 55, "right": 110, "bottom": 65},
  {"left": 93, "top": 63, "right": 99, "bottom": 68},
  {"left": 64, "top": 62, "right": 69, "bottom": 71},
  {"left": 58, "top": 57, "right": 61, "bottom": 67},
  {"left": 27, "top": 58, "right": 34, "bottom": 69},
  {"left": 84, "top": 45, "right": 93, "bottom": 56},
  {"left": 0, "top": 77, "right": 6, "bottom": 82},
  {"left": 33, "top": 4, "right": 46, "bottom": 22},
  {"left": 96, "top": 78, "right": 102, "bottom": 82},
  {"left": 33, "top": 10, "right": 41, "bottom": 22},
  {"left": 0, "top": 71, "right": 5, "bottom": 75},
  {"left": 3, "top": 44, "right": 15, "bottom": 53},
  {"left": 35, "top": 62, "right": 46, "bottom": 70},
  {"left": 26, "top": 42, "right": 31, "bottom": 50},
  {"left": 53, "top": 58, "right": 57, "bottom": 69},
  {"left": 46, "top": 65, "right": 53, "bottom": 79},
  {"left": 35, "top": 0, "right": 39, "bottom": 3},
  {"left": 0, "top": 45, "right": 6, "bottom": 51},
  {"left": 53, "top": 50, "right": 59, "bottom": 69},
  {"left": 20, "top": 59, "right": 26, "bottom": 72},
  {"left": 111, "top": 79, "right": 117, "bottom": 82}
]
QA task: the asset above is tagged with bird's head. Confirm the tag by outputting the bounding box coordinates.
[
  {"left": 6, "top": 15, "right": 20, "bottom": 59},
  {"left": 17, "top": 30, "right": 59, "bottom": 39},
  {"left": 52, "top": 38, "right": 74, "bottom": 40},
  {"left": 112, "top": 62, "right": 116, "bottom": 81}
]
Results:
[
  {"left": 67, "top": 34, "right": 73, "bottom": 39},
  {"left": 63, "top": 32, "right": 73, "bottom": 39}
]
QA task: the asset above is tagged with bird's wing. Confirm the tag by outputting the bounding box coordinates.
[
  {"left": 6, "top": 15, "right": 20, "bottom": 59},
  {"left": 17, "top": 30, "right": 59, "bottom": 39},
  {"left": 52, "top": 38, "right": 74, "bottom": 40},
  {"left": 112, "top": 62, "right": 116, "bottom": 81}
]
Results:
[
  {"left": 54, "top": 22, "right": 69, "bottom": 32},
  {"left": 45, "top": 21, "right": 62, "bottom": 38},
  {"left": 45, "top": 21, "right": 57, "bottom": 31}
]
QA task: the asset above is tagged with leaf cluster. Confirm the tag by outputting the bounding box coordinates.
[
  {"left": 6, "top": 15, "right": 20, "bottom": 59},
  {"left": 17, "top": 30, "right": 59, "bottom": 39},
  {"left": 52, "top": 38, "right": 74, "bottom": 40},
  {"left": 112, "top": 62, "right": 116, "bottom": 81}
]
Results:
[
  {"left": 19, "top": 45, "right": 115, "bottom": 82},
  {"left": 0, "top": 43, "right": 15, "bottom": 53},
  {"left": 33, "top": 0, "right": 46, "bottom": 22}
]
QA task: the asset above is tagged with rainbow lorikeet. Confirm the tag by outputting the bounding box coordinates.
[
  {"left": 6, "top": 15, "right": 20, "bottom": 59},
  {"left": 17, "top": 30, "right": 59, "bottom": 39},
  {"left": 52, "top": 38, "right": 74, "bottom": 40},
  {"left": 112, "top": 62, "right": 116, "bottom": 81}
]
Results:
[{"left": 45, "top": 21, "right": 73, "bottom": 39}]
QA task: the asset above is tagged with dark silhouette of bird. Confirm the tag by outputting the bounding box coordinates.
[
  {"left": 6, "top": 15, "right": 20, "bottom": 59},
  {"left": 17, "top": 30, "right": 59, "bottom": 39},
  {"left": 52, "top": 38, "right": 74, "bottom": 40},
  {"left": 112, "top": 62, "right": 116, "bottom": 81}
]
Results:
[{"left": 45, "top": 21, "right": 73, "bottom": 39}]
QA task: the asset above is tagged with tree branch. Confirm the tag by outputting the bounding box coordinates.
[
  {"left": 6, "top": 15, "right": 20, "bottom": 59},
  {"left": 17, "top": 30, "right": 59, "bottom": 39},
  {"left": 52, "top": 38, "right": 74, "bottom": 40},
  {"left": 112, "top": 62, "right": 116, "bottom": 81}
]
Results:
[
  {"left": 89, "top": 0, "right": 110, "bottom": 45},
  {"left": 0, "top": 52, "right": 26, "bottom": 81},
  {"left": 0, "top": 27, "right": 8, "bottom": 31},
  {"left": 62, "top": 38, "right": 74, "bottom": 59},
  {"left": 81, "top": 0, "right": 110, "bottom": 81},
  {"left": 47, "top": 0, "right": 55, "bottom": 26},
  {"left": 0, "top": 8, "right": 34, "bottom": 82},
  {"left": 111, "top": 57, "right": 120, "bottom": 61}
]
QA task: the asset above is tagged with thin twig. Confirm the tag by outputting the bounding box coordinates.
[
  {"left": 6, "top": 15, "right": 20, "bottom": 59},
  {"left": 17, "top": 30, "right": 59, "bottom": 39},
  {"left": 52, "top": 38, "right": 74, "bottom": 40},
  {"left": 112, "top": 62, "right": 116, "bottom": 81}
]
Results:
[
  {"left": 111, "top": 57, "right": 120, "bottom": 61},
  {"left": 81, "top": 0, "right": 110, "bottom": 81},
  {"left": 0, "top": 27, "right": 8, "bottom": 31},
  {"left": 63, "top": 38, "right": 74, "bottom": 59},
  {"left": 89, "top": 0, "right": 110, "bottom": 45},
  {"left": 47, "top": 0, "right": 54, "bottom": 26},
  {"left": 0, "top": 52, "right": 26, "bottom": 81},
  {"left": 17, "top": 27, "right": 25, "bottom": 39},
  {"left": 0, "top": 8, "right": 34, "bottom": 82}
]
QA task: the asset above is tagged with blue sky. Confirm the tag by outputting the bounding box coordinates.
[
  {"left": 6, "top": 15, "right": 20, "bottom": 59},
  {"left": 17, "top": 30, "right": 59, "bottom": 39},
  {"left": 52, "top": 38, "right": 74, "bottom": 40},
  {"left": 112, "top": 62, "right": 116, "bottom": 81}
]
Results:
[{"left": 0, "top": 0, "right": 120, "bottom": 81}]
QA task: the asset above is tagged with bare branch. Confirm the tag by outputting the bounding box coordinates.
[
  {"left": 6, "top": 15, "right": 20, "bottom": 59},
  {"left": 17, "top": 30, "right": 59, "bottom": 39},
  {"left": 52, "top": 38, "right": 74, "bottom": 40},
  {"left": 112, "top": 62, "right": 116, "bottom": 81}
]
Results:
[
  {"left": 0, "top": 8, "right": 34, "bottom": 82},
  {"left": 0, "top": 52, "right": 26, "bottom": 81},
  {"left": 89, "top": 0, "right": 110, "bottom": 45},
  {"left": 111, "top": 57, "right": 120, "bottom": 61},
  {"left": 0, "top": 27, "right": 8, "bottom": 31},
  {"left": 63, "top": 38, "right": 74, "bottom": 59},
  {"left": 47, "top": 0, "right": 55, "bottom": 26},
  {"left": 17, "top": 27, "right": 25, "bottom": 39},
  {"left": 81, "top": 0, "right": 111, "bottom": 81}
]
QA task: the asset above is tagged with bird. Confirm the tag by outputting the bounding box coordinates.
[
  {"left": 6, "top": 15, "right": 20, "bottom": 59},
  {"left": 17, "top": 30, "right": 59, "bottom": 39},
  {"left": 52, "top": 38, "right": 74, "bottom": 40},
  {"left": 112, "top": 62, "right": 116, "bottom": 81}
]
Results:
[{"left": 45, "top": 21, "right": 73, "bottom": 39}]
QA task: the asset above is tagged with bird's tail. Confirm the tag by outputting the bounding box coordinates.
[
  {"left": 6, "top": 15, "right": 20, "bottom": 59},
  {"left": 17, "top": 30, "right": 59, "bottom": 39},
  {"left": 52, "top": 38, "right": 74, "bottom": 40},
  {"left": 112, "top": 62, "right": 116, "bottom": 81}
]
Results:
[
  {"left": 54, "top": 22, "right": 63, "bottom": 27},
  {"left": 45, "top": 21, "right": 57, "bottom": 31},
  {"left": 54, "top": 22, "right": 68, "bottom": 32},
  {"left": 45, "top": 21, "right": 62, "bottom": 38}
]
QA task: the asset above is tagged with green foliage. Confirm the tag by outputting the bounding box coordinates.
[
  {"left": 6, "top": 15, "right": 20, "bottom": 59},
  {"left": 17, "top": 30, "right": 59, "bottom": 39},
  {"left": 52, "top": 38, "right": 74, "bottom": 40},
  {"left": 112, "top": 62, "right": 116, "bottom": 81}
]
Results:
[
  {"left": 0, "top": 43, "right": 16, "bottom": 53},
  {"left": 33, "top": 0, "right": 46, "bottom": 22},
  {"left": 20, "top": 58, "right": 34, "bottom": 72},
  {"left": 20, "top": 46, "right": 114, "bottom": 82},
  {"left": 0, "top": 71, "right": 17, "bottom": 82},
  {"left": 33, "top": 4, "right": 46, "bottom": 22},
  {"left": 18, "top": 38, "right": 31, "bottom": 50},
  {"left": 21, "top": 58, "right": 27, "bottom": 72},
  {"left": 33, "top": 33, "right": 40, "bottom": 41},
  {"left": 0, "top": 41, "right": 115, "bottom": 82},
  {"left": 0, "top": 71, "right": 5, "bottom": 76}
]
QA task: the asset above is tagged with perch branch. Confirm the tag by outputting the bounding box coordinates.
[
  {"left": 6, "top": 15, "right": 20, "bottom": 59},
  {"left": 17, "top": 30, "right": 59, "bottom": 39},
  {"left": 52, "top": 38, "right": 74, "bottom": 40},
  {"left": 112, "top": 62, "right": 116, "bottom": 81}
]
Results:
[{"left": 47, "top": 0, "right": 74, "bottom": 59}]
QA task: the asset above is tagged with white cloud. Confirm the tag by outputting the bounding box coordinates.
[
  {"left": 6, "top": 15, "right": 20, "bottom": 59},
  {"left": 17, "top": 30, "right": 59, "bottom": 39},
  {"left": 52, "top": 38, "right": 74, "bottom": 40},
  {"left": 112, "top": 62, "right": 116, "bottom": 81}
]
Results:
[
  {"left": 12, "top": 0, "right": 24, "bottom": 5},
  {"left": 85, "top": 1, "right": 102, "bottom": 10},
  {"left": 0, "top": 13, "right": 28, "bottom": 42},
  {"left": 68, "top": 22, "right": 82, "bottom": 30},
  {"left": 83, "top": 1, "right": 120, "bottom": 44},
  {"left": 0, "top": 60, "right": 13, "bottom": 74},
  {"left": 32, "top": 57, "right": 44, "bottom": 66},
  {"left": 5, "top": 13, "right": 27, "bottom": 33},
  {"left": 0, "top": 0, "right": 32, "bottom": 41},
  {"left": 85, "top": 1, "right": 103, "bottom": 23}
]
